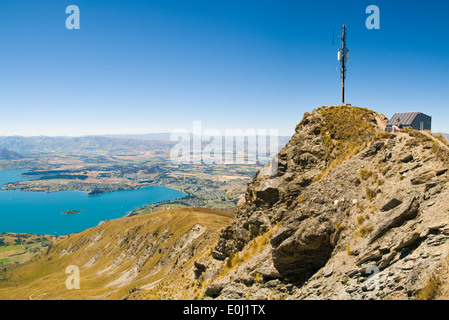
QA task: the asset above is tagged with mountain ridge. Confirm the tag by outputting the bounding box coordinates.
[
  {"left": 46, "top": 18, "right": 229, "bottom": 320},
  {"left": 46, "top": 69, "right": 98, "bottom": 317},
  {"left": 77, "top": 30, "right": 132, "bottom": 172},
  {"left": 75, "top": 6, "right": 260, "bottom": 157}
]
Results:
[
  {"left": 0, "top": 148, "right": 26, "bottom": 160},
  {"left": 202, "top": 105, "right": 449, "bottom": 300},
  {"left": 0, "top": 207, "right": 233, "bottom": 300},
  {"left": 0, "top": 136, "right": 175, "bottom": 154}
]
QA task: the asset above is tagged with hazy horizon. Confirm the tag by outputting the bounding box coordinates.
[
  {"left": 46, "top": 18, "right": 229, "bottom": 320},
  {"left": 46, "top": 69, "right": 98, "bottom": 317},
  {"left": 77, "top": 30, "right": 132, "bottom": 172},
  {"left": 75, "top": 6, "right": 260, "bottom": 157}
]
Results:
[{"left": 0, "top": 131, "right": 293, "bottom": 139}]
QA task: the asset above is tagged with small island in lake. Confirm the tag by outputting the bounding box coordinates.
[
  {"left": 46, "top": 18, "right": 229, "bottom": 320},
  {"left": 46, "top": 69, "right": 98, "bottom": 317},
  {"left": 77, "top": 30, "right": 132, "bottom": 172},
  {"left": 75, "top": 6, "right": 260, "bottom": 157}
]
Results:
[{"left": 63, "top": 210, "right": 86, "bottom": 215}]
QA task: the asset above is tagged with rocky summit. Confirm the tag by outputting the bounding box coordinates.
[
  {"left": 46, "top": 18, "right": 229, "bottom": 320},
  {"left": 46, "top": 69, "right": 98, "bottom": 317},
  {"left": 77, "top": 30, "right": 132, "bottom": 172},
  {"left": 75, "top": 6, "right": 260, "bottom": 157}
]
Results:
[
  {"left": 202, "top": 105, "right": 449, "bottom": 300},
  {"left": 2, "top": 105, "right": 449, "bottom": 300}
]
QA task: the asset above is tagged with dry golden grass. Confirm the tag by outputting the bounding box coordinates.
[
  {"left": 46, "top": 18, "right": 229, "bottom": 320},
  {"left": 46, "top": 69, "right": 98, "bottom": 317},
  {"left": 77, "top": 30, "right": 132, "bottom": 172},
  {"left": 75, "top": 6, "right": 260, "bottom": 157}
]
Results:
[
  {"left": 217, "top": 222, "right": 281, "bottom": 279},
  {"left": 417, "top": 275, "right": 441, "bottom": 300},
  {"left": 346, "top": 241, "right": 355, "bottom": 256},
  {"left": 359, "top": 169, "right": 373, "bottom": 180},
  {"left": 297, "top": 193, "right": 306, "bottom": 203},
  {"left": 313, "top": 106, "right": 382, "bottom": 182},
  {"left": 0, "top": 207, "right": 233, "bottom": 300},
  {"left": 365, "top": 186, "right": 377, "bottom": 201}
]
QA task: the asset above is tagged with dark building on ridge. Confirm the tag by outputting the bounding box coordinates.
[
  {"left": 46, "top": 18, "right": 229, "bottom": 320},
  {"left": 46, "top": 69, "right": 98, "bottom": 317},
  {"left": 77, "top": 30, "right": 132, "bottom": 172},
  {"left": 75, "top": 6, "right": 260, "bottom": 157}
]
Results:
[{"left": 385, "top": 112, "right": 432, "bottom": 132}]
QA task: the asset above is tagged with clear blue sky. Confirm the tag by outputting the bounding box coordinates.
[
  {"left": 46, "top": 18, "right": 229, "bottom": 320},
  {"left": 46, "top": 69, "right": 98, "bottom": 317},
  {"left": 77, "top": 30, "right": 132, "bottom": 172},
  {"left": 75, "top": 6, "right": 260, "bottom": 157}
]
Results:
[{"left": 0, "top": 0, "right": 448, "bottom": 136}]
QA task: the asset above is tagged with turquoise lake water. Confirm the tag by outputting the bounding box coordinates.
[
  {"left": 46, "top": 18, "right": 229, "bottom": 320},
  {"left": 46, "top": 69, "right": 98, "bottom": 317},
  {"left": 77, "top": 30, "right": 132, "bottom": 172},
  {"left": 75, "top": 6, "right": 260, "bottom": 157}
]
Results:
[{"left": 0, "top": 169, "right": 186, "bottom": 235}]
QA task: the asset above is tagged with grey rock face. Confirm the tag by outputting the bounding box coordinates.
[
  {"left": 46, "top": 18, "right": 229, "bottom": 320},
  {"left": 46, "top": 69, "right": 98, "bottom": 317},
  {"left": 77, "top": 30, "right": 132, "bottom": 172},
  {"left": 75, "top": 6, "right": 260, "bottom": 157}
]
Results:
[
  {"left": 204, "top": 106, "right": 449, "bottom": 300},
  {"left": 368, "top": 196, "right": 420, "bottom": 244}
]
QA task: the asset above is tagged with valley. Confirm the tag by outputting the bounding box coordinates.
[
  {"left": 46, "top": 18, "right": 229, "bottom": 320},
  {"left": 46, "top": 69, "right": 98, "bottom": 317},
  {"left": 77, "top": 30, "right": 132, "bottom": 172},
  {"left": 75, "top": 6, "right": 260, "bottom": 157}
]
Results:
[
  {"left": 0, "top": 150, "right": 260, "bottom": 210},
  {"left": 0, "top": 134, "right": 286, "bottom": 266},
  {"left": 0, "top": 133, "right": 289, "bottom": 211}
]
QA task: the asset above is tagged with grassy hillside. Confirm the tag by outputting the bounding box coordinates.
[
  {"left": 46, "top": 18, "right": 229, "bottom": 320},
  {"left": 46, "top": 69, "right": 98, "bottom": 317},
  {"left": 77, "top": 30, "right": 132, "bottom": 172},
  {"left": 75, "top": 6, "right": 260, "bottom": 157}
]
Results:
[
  {"left": 0, "top": 233, "right": 65, "bottom": 267},
  {"left": 0, "top": 207, "right": 233, "bottom": 300}
]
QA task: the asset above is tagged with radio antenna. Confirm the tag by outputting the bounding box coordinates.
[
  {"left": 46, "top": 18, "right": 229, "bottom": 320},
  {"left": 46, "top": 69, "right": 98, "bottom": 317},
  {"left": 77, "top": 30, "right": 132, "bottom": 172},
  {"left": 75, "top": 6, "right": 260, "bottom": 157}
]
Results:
[{"left": 333, "top": 24, "right": 349, "bottom": 106}]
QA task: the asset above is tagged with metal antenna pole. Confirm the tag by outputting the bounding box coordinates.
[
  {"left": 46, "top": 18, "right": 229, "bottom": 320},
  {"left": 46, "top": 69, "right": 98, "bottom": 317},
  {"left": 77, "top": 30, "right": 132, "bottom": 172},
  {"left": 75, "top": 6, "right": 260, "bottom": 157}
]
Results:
[
  {"left": 341, "top": 25, "right": 346, "bottom": 106},
  {"left": 334, "top": 24, "right": 349, "bottom": 106}
]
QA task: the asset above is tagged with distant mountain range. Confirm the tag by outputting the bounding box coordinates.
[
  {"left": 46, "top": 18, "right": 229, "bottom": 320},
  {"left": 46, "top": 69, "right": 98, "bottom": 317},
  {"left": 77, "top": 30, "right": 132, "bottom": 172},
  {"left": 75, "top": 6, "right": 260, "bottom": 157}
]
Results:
[
  {"left": 103, "top": 133, "right": 173, "bottom": 141},
  {"left": 0, "top": 133, "right": 291, "bottom": 156},
  {"left": 104, "top": 132, "right": 291, "bottom": 143},
  {"left": 0, "top": 136, "right": 175, "bottom": 155},
  {"left": 443, "top": 133, "right": 449, "bottom": 143},
  {"left": 0, "top": 148, "right": 26, "bottom": 160}
]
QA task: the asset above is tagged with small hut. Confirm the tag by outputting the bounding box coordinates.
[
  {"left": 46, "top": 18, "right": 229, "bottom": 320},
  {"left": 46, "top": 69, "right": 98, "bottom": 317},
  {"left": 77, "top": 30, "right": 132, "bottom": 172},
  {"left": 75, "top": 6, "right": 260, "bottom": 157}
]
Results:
[{"left": 385, "top": 112, "right": 431, "bottom": 132}]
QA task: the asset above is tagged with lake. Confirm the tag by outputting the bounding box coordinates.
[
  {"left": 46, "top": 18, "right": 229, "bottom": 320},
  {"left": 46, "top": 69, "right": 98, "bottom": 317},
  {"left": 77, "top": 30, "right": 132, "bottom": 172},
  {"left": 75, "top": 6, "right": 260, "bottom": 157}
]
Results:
[{"left": 0, "top": 169, "right": 186, "bottom": 235}]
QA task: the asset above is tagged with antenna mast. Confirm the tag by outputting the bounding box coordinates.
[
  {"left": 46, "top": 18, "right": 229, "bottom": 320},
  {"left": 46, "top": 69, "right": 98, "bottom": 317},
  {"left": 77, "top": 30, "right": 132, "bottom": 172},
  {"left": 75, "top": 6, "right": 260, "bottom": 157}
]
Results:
[{"left": 334, "top": 24, "right": 349, "bottom": 106}]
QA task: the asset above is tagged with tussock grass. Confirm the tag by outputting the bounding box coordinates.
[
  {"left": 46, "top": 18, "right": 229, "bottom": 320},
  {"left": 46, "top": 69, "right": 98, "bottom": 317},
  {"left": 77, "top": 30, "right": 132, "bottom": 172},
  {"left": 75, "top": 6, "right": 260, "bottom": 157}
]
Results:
[
  {"left": 313, "top": 106, "right": 382, "bottom": 181},
  {"left": 365, "top": 186, "right": 377, "bottom": 201},
  {"left": 354, "top": 215, "right": 373, "bottom": 239},
  {"left": 375, "top": 132, "right": 392, "bottom": 140},
  {"left": 334, "top": 222, "right": 347, "bottom": 230},
  {"left": 354, "top": 226, "right": 374, "bottom": 238},
  {"left": 416, "top": 275, "right": 441, "bottom": 300},
  {"left": 346, "top": 241, "right": 355, "bottom": 256},
  {"left": 376, "top": 178, "right": 385, "bottom": 186},
  {"left": 359, "top": 169, "right": 373, "bottom": 180},
  {"left": 356, "top": 215, "right": 365, "bottom": 226}
]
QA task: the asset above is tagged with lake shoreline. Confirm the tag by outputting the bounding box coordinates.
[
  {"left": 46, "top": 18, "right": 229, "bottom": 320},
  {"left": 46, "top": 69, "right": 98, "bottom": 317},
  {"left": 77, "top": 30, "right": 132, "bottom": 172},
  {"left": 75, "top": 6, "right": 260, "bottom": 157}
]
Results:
[{"left": 0, "top": 169, "right": 187, "bottom": 235}]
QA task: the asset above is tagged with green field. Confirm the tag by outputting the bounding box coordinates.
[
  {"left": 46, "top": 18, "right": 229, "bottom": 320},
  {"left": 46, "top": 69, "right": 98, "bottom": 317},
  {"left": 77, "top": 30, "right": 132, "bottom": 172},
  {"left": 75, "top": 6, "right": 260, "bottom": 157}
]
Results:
[
  {"left": 0, "top": 233, "right": 66, "bottom": 267},
  {"left": 0, "top": 244, "right": 23, "bottom": 253}
]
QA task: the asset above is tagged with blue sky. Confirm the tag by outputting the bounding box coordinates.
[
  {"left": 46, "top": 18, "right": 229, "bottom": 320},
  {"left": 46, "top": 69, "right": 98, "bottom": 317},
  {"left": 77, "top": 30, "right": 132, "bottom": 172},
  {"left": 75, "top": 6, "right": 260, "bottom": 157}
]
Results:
[{"left": 0, "top": 0, "right": 448, "bottom": 136}]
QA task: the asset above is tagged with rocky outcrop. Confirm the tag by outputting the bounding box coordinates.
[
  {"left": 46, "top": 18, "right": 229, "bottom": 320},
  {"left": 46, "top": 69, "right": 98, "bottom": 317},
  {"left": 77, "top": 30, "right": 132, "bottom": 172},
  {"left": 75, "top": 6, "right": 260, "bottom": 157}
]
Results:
[{"left": 204, "top": 105, "right": 449, "bottom": 300}]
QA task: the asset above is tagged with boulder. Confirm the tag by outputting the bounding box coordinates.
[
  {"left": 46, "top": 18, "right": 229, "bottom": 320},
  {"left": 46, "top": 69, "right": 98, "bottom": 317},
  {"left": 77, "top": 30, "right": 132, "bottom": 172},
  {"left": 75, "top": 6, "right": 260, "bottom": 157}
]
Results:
[
  {"left": 363, "top": 141, "right": 385, "bottom": 158},
  {"left": 271, "top": 219, "right": 335, "bottom": 278},
  {"left": 369, "top": 197, "right": 420, "bottom": 244},
  {"left": 400, "top": 153, "right": 413, "bottom": 163},
  {"left": 204, "top": 283, "right": 225, "bottom": 298},
  {"left": 435, "top": 168, "right": 448, "bottom": 176},
  {"left": 380, "top": 198, "right": 403, "bottom": 212},
  {"left": 410, "top": 171, "right": 435, "bottom": 185}
]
